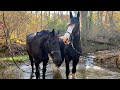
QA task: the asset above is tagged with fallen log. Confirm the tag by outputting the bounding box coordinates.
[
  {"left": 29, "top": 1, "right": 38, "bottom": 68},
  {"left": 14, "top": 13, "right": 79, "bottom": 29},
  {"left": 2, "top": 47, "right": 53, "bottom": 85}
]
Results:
[
  {"left": 87, "top": 39, "right": 115, "bottom": 46},
  {"left": 94, "top": 51, "right": 120, "bottom": 68}
]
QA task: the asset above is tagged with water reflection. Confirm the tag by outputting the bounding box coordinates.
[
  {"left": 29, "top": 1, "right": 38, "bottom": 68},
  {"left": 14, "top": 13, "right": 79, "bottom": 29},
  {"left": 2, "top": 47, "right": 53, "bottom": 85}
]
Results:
[
  {"left": 77, "top": 55, "right": 120, "bottom": 79},
  {"left": 19, "top": 54, "right": 120, "bottom": 79}
]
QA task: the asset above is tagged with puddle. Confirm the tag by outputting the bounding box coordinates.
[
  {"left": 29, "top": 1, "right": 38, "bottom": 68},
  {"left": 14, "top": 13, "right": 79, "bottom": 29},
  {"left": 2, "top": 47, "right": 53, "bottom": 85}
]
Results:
[
  {"left": 19, "top": 55, "right": 120, "bottom": 79},
  {"left": 1, "top": 54, "right": 120, "bottom": 79},
  {"left": 20, "top": 62, "right": 53, "bottom": 79},
  {"left": 76, "top": 55, "right": 120, "bottom": 79}
]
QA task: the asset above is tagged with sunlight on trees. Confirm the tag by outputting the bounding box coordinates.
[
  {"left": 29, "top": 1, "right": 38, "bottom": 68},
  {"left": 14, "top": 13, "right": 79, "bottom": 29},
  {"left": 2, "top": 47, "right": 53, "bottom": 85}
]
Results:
[{"left": 0, "top": 11, "right": 120, "bottom": 49}]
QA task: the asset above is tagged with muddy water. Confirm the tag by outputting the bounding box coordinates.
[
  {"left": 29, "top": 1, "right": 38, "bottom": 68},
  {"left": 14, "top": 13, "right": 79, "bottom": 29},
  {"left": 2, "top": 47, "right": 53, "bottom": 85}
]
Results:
[{"left": 19, "top": 55, "right": 120, "bottom": 79}]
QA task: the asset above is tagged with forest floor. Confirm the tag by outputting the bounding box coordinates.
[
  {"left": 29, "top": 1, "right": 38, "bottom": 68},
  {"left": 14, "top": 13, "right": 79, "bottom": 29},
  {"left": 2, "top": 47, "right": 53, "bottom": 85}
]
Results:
[
  {"left": 0, "top": 53, "right": 120, "bottom": 79},
  {"left": 0, "top": 41, "right": 120, "bottom": 79}
]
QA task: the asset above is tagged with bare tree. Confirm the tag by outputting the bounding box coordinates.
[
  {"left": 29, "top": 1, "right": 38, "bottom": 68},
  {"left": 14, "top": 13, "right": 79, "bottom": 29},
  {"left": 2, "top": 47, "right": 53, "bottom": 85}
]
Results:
[
  {"left": 47, "top": 11, "right": 51, "bottom": 22},
  {"left": 36, "top": 11, "right": 38, "bottom": 32},
  {"left": 97, "top": 11, "right": 100, "bottom": 25},
  {"left": 88, "top": 11, "right": 93, "bottom": 31},
  {"left": 81, "top": 11, "right": 88, "bottom": 45},
  {"left": 96, "top": 11, "right": 104, "bottom": 36},
  {"left": 48, "top": 11, "right": 50, "bottom": 17},
  {"left": 99, "top": 11, "right": 103, "bottom": 31},
  {"left": 105, "top": 11, "right": 108, "bottom": 24},
  {"left": 108, "top": 11, "right": 115, "bottom": 31},
  {"left": 2, "top": 11, "right": 9, "bottom": 47},
  {"left": 58, "top": 11, "right": 59, "bottom": 18},
  {"left": 41, "top": 11, "right": 42, "bottom": 30}
]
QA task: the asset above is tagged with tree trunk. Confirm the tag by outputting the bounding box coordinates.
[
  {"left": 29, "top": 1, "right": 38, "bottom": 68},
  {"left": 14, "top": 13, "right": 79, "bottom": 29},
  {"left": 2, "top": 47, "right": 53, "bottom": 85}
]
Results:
[
  {"left": 58, "top": 11, "right": 59, "bottom": 18},
  {"left": 99, "top": 11, "right": 103, "bottom": 31},
  {"left": 81, "top": 11, "right": 88, "bottom": 45},
  {"left": 36, "top": 11, "right": 38, "bottom": 32},
  {"left": 49, "top": 11, "right": 50, "bottom": 17},
  {"left": 108, "top": 11, "right": 115, "bottom": 31},
  {"left": 60, "top": 11, "right": 63, "bottom": 18},
  {"left": 105, "top": 11, "right": 108, "bottom": 24},
  {"left": 2, "top": 11, "right": 9, "bottom": 47},
  {"left": 41, "top": 11, "right": 42, "bottom": 30},
  {"left": 88, "top": 11, "right": 93, "bottom": 31},
  {"left": 97, "top": 11, "right": 100, "bottom": 25},
  {"left": 108, "top": 11, "right": 115, "bottom": 38},
  {"left": 54, "top": 11, "right": 55, "bottom": 23}
]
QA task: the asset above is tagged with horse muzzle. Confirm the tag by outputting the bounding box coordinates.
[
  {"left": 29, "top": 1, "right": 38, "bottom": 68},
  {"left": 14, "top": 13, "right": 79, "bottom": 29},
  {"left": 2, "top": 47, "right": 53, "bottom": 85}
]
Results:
[{"left": 53, "top": 58, "right": 62, "bottom": 67}]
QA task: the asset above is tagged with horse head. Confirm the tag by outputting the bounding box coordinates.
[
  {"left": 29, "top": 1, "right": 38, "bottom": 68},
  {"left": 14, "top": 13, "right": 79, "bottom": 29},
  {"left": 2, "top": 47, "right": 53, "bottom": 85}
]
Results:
[
  {"left": 63, "top": 11, "right": 80, "bottom": 44},
  {"left": 45, "top": 29, "right": 62, "bottom": 67}
]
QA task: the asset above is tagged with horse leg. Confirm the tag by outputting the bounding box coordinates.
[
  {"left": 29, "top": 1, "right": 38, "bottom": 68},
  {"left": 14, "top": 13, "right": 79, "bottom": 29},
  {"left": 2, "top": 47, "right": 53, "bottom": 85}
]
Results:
[
  {"left": 43, "top": 60, "right": 48, "bottom": 79},
  {"left": 27, "top": 52, "right": 34, "bottom": 79},
  {"left": 28, "top": 54, "right": 34, "bottom": 72},
  {"left": 72, "top": 59, "right": 79, "bottom": 79},
  {"left": 65, "top": 59, "right": 70, "bottom": 79},
  {"left": 35, "top": 62, "right": 40, "bottom": 79}
]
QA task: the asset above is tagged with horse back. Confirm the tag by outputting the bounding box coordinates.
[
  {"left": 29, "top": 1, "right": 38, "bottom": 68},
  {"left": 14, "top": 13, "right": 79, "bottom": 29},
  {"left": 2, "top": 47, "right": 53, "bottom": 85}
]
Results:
[{"left": 26, "top": 30, "right": 49, "bottom": 58}]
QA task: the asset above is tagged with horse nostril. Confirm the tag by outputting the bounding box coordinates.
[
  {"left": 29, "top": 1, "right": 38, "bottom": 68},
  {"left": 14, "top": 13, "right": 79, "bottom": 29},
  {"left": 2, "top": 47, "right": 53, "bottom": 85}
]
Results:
[{"left": 57, "top": 63, "right": 61, "bottom": 67}]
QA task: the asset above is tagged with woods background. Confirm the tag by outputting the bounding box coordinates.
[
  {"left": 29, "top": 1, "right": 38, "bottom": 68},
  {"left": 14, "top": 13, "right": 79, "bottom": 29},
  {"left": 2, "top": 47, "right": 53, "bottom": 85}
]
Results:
[{"left": 0, "top": 11, "right": 120, "bottom": 55}]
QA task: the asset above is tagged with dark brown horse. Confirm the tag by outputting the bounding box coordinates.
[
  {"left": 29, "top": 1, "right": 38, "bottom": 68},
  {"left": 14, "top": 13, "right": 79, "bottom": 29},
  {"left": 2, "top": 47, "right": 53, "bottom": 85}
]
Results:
[
  {"left": 59, "top": 11, "right": 82, "bottom": 79},
  {"left": 26, "top": 29, "right": 62, "bottom": 79}
]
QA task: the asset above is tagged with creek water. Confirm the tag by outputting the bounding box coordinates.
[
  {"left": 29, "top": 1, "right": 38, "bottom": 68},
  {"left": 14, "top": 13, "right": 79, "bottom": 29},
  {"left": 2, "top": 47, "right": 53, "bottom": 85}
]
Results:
[{"left": 19, "top": 55, "right": 120, "bottom": 79}]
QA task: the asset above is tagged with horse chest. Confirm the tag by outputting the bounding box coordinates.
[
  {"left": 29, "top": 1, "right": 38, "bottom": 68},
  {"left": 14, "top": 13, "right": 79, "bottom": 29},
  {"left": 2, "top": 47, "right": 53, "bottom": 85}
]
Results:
[{"left": 65, "top": 45, "right": 79, "bottom": 58}]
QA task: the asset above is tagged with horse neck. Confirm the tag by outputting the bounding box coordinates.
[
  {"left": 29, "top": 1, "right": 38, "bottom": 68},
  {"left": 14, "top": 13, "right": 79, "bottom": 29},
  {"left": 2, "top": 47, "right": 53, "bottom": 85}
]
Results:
[
  {"left": 40, "top": 34, "right": 49, "bottom": 48},
  {"left": 73, "top": 25, "right": 80, "bottom": 48},
  {"left": 73, "top": 24, "right": 80, "bottom": 42}
]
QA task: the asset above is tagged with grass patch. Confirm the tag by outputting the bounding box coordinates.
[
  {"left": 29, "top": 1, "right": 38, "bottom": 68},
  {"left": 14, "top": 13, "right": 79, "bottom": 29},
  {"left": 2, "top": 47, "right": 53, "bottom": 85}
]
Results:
[
  {"left": 0, "top": 55, "right": 28, "bottom": 61},
  {"left": 0, "top": 55, "right": 28, "bottom": 79}
]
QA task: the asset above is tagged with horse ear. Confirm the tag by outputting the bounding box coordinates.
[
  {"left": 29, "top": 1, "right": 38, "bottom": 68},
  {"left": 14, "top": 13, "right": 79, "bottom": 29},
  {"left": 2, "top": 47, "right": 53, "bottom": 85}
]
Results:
[
  {"left": 57, "top": 30, "right": 60, "bottom": 35},
  {"left": 77, "top": 11, "right": 80, "bottom": 18},
  {"left": 52, "top": 29, "right": 55, "bottom": 33},
  {"left": 70, "top": 11, "right": 73, "bottom": 18},
  {"left": 51, "top": 29, "right": 55, "bottom": 37}
]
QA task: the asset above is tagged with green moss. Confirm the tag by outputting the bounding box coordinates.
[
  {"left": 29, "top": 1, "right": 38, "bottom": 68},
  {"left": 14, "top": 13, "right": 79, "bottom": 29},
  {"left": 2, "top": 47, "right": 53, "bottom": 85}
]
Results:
[{"left": 0, "top": 55, "right": 28, "bottom": 61}]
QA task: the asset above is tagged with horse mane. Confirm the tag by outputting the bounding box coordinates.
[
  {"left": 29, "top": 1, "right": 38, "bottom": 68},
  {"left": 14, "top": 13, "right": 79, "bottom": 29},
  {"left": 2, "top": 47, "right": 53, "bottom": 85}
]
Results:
[{"left": 34, "top": 30, "right": 50, "bottom": 39}]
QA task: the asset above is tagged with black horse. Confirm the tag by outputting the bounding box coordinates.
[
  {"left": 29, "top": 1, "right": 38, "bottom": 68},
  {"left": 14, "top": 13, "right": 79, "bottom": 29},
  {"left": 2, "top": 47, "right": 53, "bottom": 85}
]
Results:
[
  {"left": 60, "top": 11, "right": 82, "bottom": 79},
  {"left": 26, "top": 29, "right": 62, "bottom": 79}
]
